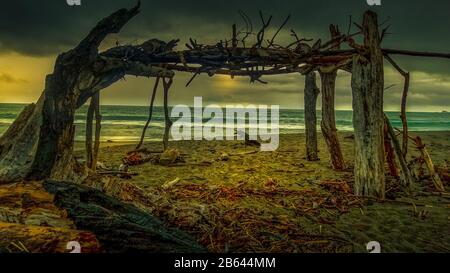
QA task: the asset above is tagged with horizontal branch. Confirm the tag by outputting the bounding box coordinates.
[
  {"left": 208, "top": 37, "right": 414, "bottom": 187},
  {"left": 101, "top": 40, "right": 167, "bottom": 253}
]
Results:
[
  {"left": 163, "top": 64, "right": 312, "bottom": 76},
  {"left": 383, "top": 48, "right": 450, "bottom": 59}
]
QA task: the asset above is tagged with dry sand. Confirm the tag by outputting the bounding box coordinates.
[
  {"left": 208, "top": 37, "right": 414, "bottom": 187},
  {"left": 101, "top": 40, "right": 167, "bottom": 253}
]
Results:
[{"left": 74, "top": 132, "right": 450, "bottom": 253}]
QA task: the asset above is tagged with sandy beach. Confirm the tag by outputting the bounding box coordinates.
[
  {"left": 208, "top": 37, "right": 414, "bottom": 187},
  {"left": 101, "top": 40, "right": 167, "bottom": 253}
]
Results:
[{"left": 71, "top": 131, "right": 450, "bottom": 253}]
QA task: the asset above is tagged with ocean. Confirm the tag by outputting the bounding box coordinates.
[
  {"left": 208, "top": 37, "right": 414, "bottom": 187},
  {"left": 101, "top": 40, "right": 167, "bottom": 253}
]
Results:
[{"left": 0, "top": 103, "right": 449, "bottom": 142}]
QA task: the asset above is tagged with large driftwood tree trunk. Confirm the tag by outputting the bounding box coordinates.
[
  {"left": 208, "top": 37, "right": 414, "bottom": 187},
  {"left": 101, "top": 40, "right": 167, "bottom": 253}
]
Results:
[
  {"left": 351, "top": 11, "right": 386, "bottom": 198},
  {"left": 320, "top": 25, "right": 346, "bottom": 170},
  {"left": 304, "top": 72, "right": 320, "bottom": 161},
  {"left": 0, "top": 4, "right": 171, "bottom": 183}
]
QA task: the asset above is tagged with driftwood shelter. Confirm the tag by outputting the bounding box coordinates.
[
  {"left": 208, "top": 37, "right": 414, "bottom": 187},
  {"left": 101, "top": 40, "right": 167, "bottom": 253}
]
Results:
[{"left": 0, "top": 2, "right": 449, "bottom": 199}]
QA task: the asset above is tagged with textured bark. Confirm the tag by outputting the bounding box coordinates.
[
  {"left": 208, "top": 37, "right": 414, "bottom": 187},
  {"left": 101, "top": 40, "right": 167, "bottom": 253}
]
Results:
[
  {"left": 86, "top": 93, "right": 101, "bottom": 170},
  {"left": 384, "top": 120, "right": 399, "bottom": 177},
  {"left": 320, "top": 72, "right": 346, "bottom": 170},
  {"left": 43, "top": 180, "right": 205, "bottom": 253},
  {"left": 385, "top": 115, "right": 414, "bottom": 190},
  {"left": 85, "top": 96, "right": 95, "bottom": 169},
  {"left": 320, "top": 25, "right": 346, "bottom": 170},
  {"left": 0, "top": 97, "right": 43, "bottom": 183},
  {"left": 351, "top": 11, "right": 385, "bottom": 198},
  {"left": 162, "top": 77, "right": 174, "bottom": 151},
  {"left": 385, "top": 55, "right": 410, "bottom": 157},
  {"left": 136, "top": 77, "right": 160, "bottom": 150},
  {"left": 304, "top": 72, "right": 320, "bottom": 161},
  {"left": 400, "top": 73, "right": 410, "bottom": 157},
  {"left": 0, "top": 3, "right": 171, "bottom": 183},
  {"left": 413, "top": 137, "right": 445, "bottom": 192},
  {"left": 93, "top": 93, "right": 102, "bottom": 171}
]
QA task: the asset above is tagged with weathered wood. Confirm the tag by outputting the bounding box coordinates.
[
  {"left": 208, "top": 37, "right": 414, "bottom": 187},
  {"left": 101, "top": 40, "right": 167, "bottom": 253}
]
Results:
[
  {"left": 385, "top": 115, "right": 414, "bottom": 190},
  {"left": 351, "top": 11, "right": 385, "bottom": 198},
  {"left": 385, "top": 55, "right": 410, "bottom": 157},
  {"left": 320, "top": 25, "right": 346, "bottom": 170},
  {"left": 384, "top": 120, "right": 399, "bottom": 177},
  {"left": 85, "top": 96, "right": 95, "bottom": 169},
  {"left": 85, "top": 93, "right": 101, "bottom": 170},
  {"left": 27, "top": 4, "right": 143, "bottom": 181},
  {"left": 43, "top": 180, "right": 206, "bottom": 253},
  {"left": 0, "top": 102, "right": 40, "bottom": 183},
  {"left": 93, "top": 93, "right": 102, "bottom": 171},
  {"left": 304, "top": 72, "right": 320, "bottom": 161},
  {"left": 0, "top": 3, "right": 171, "bottom": 183},
  {"left": 136, "top": 77, "right": 160, "bottom": 150},
  {"left": 162, "top": 77, "right": 174, "bottom": 151},
  {"left": 412, "top": 136, "right": 445, "bottom": 192}
]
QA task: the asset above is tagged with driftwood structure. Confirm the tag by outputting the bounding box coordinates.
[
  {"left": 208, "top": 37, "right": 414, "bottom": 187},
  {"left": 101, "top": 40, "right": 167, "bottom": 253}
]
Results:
[{"left": 0, "top": 2, "right": 449, "bottom": 198}]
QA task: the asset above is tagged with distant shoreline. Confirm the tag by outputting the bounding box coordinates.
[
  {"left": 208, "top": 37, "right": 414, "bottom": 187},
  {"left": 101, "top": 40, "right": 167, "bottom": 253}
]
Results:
[{"left": 0, "top": 102, "right": 448, "bottom": 114}]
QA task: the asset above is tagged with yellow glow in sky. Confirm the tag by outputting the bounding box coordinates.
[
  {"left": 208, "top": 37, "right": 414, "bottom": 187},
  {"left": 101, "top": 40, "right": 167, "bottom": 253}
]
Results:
[
  {"left": 214, "top": 74, "right": 239, "bottom": 89},
  {"left": 0, "top": 53, "right": 54, "bottom": 103}
]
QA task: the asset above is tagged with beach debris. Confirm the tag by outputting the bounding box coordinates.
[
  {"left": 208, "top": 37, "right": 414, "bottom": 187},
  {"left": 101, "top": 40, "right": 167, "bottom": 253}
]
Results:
[
  {"left": 437, "top": 160, "right": 450, "bottom": 184},
  {"left": 96, "top": 161, "right": 111, "bottom": 171},
  {"left": 237, "top": 130, "right": 261, "bottom": 148},
  {"left": 418, "top": 209, "right": 430, "bottom": 220},
  {"left": 43, "top": 180, "right": 206, "bottom": 253},
  {"left": 162, "top": 177, "right": 182, "bottom": 190},
  {"left": 264, "top": 178, "right": 278, "bottom": 192},
  {"left": 229, "top": 150, "right": 259, "bottom": 156},
  {"left": 412, "top": 136, "right": 445, "bottom": 192},
  {"left": 159, "top": 149, "right": 184, "bottom": 166},
  {"left": 152, "top": 179, "right": 360, "bottom": 253},
  {"left": 97, "top": 171, "right": 138, "bottom": 179},
  {"left": 219, "top": 153, "right": 230, "bottom": 161},
  {"left": 119, "top": 164, "right": 129, "bottom": 172},
  {"left": 123, "top": 148, "right": 160, "bottom": 166},
  {"left": 319, "top": 180, "right": 351, "bottom": 194}
]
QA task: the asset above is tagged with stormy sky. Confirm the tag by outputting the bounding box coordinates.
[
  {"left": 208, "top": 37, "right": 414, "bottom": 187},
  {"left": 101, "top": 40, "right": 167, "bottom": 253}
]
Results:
[{"left": 0, "top": 0, "right": 450, "bottom": 111}]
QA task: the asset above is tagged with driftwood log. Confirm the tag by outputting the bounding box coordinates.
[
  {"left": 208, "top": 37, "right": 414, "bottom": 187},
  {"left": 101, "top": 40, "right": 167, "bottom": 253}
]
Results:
[
  {"left": 320, "top": 25, "right": 346, "bottom": 170},
  {"left": 304, "top": 72, "right": 320, "bottom": 161},
  {"left": 384, "top": 120, "right": 399, "bottom": 178},
  {"left": 43, "top": 180, "right": 206, "bottom": 253},
  {"left": 351, "top": 11, "right": 385, "bottom": 198},
  {"left": 412, "top": 137, "right": 445, "bottom": 192},
  {"left": 85, "top": 92, "right": 101, "bottom": 170},
  {"left": 384, "top": 115, "right": 414, "bottom": 190},
  {"left": 136, "top": 77, "right": 160, "bottom": 150}
]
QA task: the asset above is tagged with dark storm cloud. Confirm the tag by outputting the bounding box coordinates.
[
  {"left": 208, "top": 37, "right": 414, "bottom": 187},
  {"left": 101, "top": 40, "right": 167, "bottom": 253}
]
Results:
[
  {"left": 1, "top": 0, "right": 450, "bottom": 110},
  {"left": 1, "top": 0, "right": 450, "bottom": 57}
]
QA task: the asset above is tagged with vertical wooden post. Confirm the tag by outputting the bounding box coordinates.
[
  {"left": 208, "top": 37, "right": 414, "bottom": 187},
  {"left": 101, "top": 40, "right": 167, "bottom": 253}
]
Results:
[
  {"left": 320, "top": 25, "right": 346, "bottom": 170},
  {"left": 384, "top": 120, "right": 399, "bottom": 178},
  {"left": 86, "top": 97, "right": 95, "bottom": 169},
  {"left": 136, "top": 77, "right": 160, "bottom": 150},
  {"left": 304, "top": 72, "right": 320, "bottom": 161},
  {"left": 92, "top": 93, "right": 101, "bottom": 171},
  {"left": 85, "top": 92, "right": 101, "bottom": 170},
  {"left": 351, "top": 11, "right": 385, "bottom": 198},
  {"left": 385, "top": 115, "right": 414, "bottom": 191},
  {"left": 163, "top": 77, "right": 174, "bottom": 151}
]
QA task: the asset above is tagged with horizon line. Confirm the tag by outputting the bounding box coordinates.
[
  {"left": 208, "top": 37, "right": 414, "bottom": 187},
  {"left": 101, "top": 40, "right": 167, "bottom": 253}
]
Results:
[{"left": 0, "top": 102, "right": 449, "bottom": 114}]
